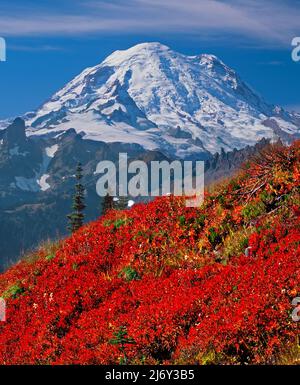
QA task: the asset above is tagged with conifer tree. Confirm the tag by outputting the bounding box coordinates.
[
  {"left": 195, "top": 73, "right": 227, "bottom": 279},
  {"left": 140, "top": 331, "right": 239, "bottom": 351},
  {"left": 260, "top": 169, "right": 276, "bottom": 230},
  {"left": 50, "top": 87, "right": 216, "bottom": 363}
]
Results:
[
  {"left": 67, "top": 162, "right": 86, "bottom": 233},
  {"left": 101, "top": 193, "right": 114, "bottom": 215}
]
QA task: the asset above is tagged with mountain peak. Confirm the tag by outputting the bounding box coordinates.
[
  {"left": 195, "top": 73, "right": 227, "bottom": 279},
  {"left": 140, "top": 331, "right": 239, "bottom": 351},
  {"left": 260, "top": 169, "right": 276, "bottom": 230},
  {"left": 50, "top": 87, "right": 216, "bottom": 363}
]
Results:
[
  {"left": 24, "top": 42, "right": 300, "bottom": 157},
  {"left": 128, "top": 42, "right": 170, "bottom": 51},
  {"left": 4, "top": 117, "right": 27, "bottom": 145},
  {"left": 102, "top": 42, "right": 171, "bottom": 66}
]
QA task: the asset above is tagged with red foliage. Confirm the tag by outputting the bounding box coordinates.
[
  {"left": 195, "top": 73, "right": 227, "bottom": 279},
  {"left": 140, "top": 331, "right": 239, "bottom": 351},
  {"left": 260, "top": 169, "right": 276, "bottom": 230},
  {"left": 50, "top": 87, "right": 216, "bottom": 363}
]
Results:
[{"left": 0, "top": 141, "right": 300, "bottom": 364}]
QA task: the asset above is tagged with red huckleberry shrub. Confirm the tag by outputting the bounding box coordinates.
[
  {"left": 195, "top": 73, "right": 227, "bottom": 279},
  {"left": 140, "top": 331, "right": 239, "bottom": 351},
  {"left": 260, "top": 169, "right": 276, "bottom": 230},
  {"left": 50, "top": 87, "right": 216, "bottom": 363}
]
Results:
[{"left": 0, "top": 141, "right": 299, "bottom": 364}]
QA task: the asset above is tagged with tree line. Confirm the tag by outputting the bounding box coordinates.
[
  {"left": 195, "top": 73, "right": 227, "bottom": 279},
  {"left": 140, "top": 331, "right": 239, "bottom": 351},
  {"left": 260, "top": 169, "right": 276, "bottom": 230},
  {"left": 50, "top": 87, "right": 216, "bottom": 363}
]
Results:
[{"left": 67, "top": 162, "right": 130, "bottom": 233}]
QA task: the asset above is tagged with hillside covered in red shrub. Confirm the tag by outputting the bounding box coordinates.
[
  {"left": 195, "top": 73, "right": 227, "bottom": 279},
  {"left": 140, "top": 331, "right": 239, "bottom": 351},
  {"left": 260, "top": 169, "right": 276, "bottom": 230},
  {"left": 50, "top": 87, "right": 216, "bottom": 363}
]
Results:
[{"left": 0, "top": 141, "right": 300, "bottom": 365}]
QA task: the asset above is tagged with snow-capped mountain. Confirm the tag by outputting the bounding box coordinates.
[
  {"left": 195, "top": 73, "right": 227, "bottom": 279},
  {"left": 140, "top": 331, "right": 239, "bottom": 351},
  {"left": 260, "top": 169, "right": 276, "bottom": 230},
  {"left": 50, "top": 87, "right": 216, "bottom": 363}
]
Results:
[{"left": 24, "top": 42, "right": 300, "bottom": 158}]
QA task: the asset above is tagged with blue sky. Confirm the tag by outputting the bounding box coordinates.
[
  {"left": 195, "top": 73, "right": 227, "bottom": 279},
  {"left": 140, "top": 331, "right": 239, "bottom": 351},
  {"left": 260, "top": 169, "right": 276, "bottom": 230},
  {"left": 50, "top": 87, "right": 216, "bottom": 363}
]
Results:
[{"left": 0, "top": 0, "right": 300, "bottom": 118}]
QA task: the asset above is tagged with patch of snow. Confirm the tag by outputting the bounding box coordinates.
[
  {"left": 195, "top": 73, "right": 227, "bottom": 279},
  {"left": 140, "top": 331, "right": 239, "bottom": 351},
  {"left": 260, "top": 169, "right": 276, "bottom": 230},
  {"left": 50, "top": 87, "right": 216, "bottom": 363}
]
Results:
[
  {"left": 269, "top": 117, "right": 299, "bottom": 134},
  {"left": 37, "top": 174, "right": 51, "bottom": 191},
  {"left": 0, "top": 119, "right": 12, "bottom": 130},
  {"left": 45, "top": 144, "right": 58, "bottom": 158},
  {"left": 28, "top": 112, "right": 158, "bottom": 151},
  {"left": 14, "top": 144, "right": 56, "bottom": 192}
]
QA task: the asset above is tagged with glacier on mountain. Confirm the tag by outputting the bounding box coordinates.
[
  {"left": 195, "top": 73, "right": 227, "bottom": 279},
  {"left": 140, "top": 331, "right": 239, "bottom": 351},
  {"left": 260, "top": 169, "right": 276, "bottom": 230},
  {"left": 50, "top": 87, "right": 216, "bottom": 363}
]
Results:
[{"left": 6, "top": 42, "right": 300, "bottom": 158}]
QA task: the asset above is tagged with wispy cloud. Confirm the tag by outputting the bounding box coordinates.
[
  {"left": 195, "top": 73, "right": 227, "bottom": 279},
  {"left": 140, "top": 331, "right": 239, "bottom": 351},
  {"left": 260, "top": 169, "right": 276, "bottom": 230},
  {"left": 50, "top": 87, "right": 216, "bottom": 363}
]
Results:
[
  {"left": 9, "top": 44, "right": 65, "bottom": 52},
  {"left": 0, "top": 0, "right": 299, "bottom": 47},
  {"left": 259, "top": 60, "right": 285, "bottom": 66}
]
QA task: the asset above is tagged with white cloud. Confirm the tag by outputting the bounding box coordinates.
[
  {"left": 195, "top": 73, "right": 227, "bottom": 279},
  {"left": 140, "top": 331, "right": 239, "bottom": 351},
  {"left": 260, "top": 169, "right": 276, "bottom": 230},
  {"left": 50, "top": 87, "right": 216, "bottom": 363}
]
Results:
[{"left": 0, "top": 0, "right": 299, "bottom": 46}]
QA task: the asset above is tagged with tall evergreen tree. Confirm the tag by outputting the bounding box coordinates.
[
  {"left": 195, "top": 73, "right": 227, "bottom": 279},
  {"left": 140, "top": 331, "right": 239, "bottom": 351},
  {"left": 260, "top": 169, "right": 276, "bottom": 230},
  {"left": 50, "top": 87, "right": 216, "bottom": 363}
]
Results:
[
  {"left": 67, "top": 162, "right": 86, "bottom": 233},
  {"left": 101, "top": 193, "right": 114, "bottom": 215}
]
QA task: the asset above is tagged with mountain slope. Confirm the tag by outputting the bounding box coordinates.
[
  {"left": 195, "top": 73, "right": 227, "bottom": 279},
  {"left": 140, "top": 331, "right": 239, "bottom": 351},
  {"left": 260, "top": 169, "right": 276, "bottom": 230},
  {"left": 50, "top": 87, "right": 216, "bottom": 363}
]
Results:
[
  {"left": 25, "top": 42, "right": 300, "bottom": 158},
  {"left": 0, "top": 116, "right": 276, "bottom": 270},
  {"left": 0, "top": 141, "right": 299, "bottom": 364}
]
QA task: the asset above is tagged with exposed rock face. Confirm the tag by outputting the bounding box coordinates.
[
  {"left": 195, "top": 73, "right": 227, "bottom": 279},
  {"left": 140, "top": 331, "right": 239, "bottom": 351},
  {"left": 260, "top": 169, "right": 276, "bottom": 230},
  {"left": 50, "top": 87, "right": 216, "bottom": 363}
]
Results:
[{"left": 3, "top": 118, "right": 27, "bottom": 145}]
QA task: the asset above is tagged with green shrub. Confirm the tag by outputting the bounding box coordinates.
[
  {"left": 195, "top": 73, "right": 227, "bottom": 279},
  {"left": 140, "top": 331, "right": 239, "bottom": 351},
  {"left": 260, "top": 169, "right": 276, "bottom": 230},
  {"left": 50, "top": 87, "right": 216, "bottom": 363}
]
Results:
[
  {"left": 223, "top": 228, "right": 253, "bottom": 259},
  {"left": 2, "top": 283, "right": 25, "bottom": 299},
  {"left": 45, "top": 254, "right": 56, "bottom": 261},
  {"left": 196, "top": 214, "right": 206, "bottom": 228},
  {"left": 119, "top": 266, "right": 140, "bottom": 282},
  {"left": 242, "top": 201, "right": 266, "bottom": 221},
  {"left": 179, "top": 215, "right": 186, "bottom": 226},
  {"left": 208, "top": 227, "right": 222, "bottom": 247}
]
